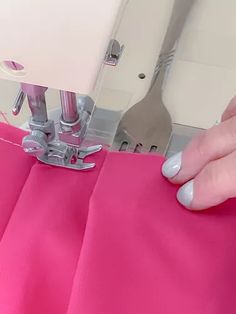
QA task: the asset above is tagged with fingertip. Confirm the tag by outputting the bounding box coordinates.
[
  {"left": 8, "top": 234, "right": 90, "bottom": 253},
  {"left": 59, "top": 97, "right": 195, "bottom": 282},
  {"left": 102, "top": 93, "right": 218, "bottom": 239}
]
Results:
[
  {"left": 176, "top": 180, "right": 194, "bottom": 209},
  {"left": 176, "top": 179, "right": 209, "bottom": 211},
  {"left": 161, "top": 152, "right": 182, "bottom": 179}
]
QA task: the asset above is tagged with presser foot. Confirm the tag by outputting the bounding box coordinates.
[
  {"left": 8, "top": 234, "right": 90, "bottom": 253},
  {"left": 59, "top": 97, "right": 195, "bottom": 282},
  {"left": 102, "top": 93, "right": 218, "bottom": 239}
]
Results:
[
  {"left": 38, "top": 142, "right": 102, "bottom": 171},
  {"left": 22, "top": 130, "right": 102, "bottom": 170}
]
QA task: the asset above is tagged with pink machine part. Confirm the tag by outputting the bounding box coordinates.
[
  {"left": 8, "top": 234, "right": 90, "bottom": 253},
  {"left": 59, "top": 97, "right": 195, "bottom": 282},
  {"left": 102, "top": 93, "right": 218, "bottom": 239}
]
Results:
[{"left": 0, "top": 122, "right": 236, "bottom": 314}]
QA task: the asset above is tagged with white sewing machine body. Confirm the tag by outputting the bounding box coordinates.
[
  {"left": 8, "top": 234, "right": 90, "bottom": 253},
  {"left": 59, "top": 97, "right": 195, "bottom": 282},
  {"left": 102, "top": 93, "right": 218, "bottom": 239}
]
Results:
[
  {"left": 0, "top": 0, "right": 127, "bottom": 94},
  {"left": 0, "top": 0, "right": 235, "bottom": 162}
]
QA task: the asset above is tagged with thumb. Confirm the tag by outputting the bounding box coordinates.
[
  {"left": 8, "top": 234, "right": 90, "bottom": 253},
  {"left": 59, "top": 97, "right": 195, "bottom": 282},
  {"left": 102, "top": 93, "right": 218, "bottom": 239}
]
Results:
[{"left": 176, "top": 151, "right": 236, "bottom": 210}]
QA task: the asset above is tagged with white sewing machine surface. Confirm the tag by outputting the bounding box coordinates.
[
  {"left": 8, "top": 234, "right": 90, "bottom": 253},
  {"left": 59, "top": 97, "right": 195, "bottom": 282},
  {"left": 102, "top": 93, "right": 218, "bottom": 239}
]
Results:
[{"left": 0, "top": 0, "right": 235, "bottom": 167}]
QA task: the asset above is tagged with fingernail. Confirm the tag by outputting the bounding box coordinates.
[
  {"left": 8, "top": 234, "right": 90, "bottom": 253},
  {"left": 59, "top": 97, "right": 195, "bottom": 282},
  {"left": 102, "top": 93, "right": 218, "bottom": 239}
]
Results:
[
  {"left": 177, "top": 180, "right": 194, "bottom": 208},
  {"left": 162, "top": 152, "right": 182, "bottom": 178}
]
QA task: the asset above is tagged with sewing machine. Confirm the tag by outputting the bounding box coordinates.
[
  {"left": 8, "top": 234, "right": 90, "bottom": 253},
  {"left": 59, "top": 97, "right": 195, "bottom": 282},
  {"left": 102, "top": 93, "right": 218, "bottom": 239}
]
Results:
[{"left": 0, "top": 0, "right": 235, "bottom": 169}]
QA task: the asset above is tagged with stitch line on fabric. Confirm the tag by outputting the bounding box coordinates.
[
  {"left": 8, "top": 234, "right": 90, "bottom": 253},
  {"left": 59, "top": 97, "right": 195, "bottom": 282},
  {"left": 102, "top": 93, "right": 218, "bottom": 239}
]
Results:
[
  {"left": 65, "top": 151, "right": 109, "bottom": 314},
  {"left": 0, "top": 137, "right": 22, "bottom": 148}
]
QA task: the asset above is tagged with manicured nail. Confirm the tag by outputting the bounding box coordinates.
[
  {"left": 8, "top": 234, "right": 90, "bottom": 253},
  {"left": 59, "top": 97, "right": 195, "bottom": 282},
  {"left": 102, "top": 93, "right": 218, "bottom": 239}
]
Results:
[
  {"left": 162, "top": 152, "right": 182, "bottom": 178},
  {"left": 177, "top": 180, "right": 194, "bottom": 208}
]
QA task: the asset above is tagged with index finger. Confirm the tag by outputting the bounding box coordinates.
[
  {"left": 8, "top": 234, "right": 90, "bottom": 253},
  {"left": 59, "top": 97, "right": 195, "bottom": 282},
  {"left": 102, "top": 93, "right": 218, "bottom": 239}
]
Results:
[{"left": 162, "top": 115, "right": 236, "bottom": 184}]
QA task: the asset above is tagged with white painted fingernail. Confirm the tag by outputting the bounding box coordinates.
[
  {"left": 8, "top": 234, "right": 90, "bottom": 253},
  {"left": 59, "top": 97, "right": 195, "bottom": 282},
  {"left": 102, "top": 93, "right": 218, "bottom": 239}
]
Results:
[
  {"left": 162, "top": 152, "right": 182, "bottom": 178},
  {"left": 177, "top": 180, "right": 194, "bottom": 208}
]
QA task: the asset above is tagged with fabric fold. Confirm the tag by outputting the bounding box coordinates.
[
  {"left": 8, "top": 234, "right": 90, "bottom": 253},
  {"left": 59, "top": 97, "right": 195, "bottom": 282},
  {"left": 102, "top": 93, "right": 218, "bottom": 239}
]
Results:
[
  {"left": 67, "top": 152, "right": 236, "bottom": 314},
  {"left": 0, "top": 124, "right": 35, "bottom": 239},
  {"left": 0, "top": 123, "right": 106, "bottom": 314},
  {"left": 1, "top": 123, "right": 236, "bottom": 314}
]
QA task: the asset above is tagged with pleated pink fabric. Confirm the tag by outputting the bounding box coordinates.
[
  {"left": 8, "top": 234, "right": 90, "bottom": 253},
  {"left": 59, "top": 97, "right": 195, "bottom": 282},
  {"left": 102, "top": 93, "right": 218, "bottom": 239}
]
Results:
[{"left": 0, "top": 122, "right": 236, "bottom": 314}]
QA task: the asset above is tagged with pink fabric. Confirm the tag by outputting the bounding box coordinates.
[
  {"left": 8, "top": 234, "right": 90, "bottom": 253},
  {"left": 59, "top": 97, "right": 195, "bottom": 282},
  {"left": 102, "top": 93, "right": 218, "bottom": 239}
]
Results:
[{"left": 0, "top": 122, "right": 236, "bottom": 314}]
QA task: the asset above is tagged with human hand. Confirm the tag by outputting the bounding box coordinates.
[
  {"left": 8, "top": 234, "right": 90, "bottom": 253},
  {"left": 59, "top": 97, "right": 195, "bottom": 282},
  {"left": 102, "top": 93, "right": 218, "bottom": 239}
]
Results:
[{"left": 162, "top": 96, "right": 236, "bottom": 210}]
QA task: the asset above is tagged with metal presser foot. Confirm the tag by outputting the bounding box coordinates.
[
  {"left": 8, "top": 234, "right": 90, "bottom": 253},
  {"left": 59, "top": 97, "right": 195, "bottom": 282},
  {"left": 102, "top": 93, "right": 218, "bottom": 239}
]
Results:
[
  {"left": 38, "top": 143, "right": 102, "bottom": 170},
  {"left": 23, "top": 135, "right": 102, "bottom": 171},
  {"left": 13, "top": 84, "right": 102, "bottom": 171}
]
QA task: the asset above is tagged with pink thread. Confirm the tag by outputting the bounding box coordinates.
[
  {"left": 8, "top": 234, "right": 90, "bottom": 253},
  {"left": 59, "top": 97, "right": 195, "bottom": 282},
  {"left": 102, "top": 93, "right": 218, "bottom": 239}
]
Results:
[{"left": 0, "top": 137, "right": 21, "bottom": 148}]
